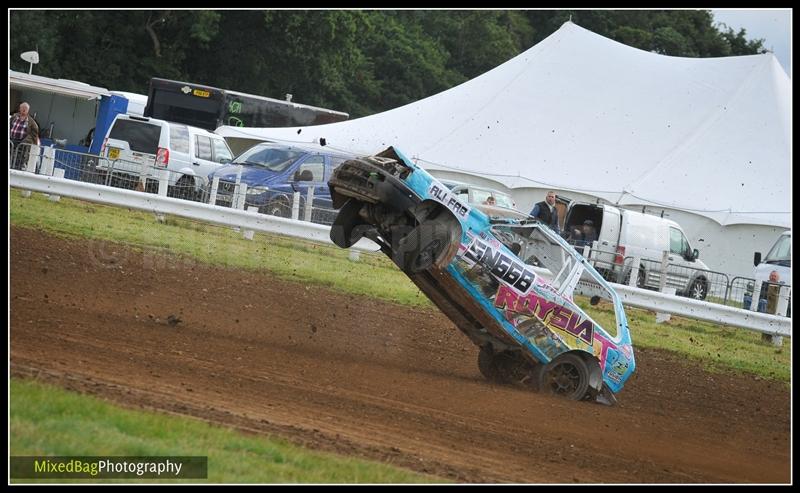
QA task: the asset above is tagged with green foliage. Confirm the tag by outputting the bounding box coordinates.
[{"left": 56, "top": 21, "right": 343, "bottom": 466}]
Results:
[{"left": 9, "top": 9, "right": 769, "bottom": 123}]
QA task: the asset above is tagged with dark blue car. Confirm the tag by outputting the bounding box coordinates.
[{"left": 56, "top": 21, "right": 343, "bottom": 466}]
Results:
[{"left": 207, "top": 141, "right": 354, "bottom": 224}]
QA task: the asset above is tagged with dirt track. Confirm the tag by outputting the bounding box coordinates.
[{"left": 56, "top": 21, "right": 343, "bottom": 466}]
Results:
[{"left": 10, "top": 227, "right": 791, "bottom": 483}]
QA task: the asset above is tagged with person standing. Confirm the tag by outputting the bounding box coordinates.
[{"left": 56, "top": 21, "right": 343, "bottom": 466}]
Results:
[
  {"left": 530, "top": 190, "right": 560, "bottom": 234},
  {"left": 10, "top": 102, "right": 40, "bottom": 170}
]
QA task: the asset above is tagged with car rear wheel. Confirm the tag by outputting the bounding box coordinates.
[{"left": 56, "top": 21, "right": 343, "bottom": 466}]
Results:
[
  {"left": 623, "top": 267, "right": 645, "bottom": 288},
  {"left": 477, "top": 345, "right": 510, "bottom": 384},
  {"left": 171, "top": 175, "right": 197, "bottom": 201},
  {"left": 538, "top": 353, "right": 590, "bottom": 401},
  {"left": 478, "top": 346, "right": 536, "bottom": 386},
  {"left": 263, "top": 198, "right": 290, "bottom": 218}
]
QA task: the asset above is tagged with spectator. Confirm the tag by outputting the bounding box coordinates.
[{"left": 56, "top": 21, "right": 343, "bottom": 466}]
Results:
[
  {"left": 483, "top": 195, "right": 496, "bottom": 206},
  {"left": 765, "top": 270, "right": 781, "bottom": 315},
  {"left": 530, "top": 190, "right": 559, "bottom": 234},
  {"left": 570, "top": 219, "right": 597, "bottom": 248},
  {"left": 81, "top": 127, "right": 95, "bottom": 148},
  {"left": 9, "top": 102, "right": 40, "bottom": 170}
]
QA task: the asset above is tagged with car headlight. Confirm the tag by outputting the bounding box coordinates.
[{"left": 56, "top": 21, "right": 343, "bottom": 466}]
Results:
[{"left": 246, "top": 186, "right": 269, "bottom": 196}]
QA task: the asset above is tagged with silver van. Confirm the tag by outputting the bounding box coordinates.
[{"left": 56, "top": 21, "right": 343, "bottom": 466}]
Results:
[
  {"left": 564, "top": 202, "right": 711, "bottom": 299},
  {"left": 98, "top": 114, "right": 233, "bottom": 199}
]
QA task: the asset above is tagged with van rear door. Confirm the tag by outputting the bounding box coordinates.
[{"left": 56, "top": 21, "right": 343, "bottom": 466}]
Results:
[
  {"left": 104, "top": 117, "right": 161, "bottom": 174},
  {"left": 596, "top": 205, "right": 621, "bottom": 271}
]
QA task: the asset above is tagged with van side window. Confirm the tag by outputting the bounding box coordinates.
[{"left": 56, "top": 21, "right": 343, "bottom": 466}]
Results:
[
  {"left": 669, "top": 227, "right": 691, "bottom": 256},
  {"left": 211, "top": 138, "right": 233, "bottom": 163},
  {"left": 195, "top": 135, "right": 213, "bottom": 161},
  {"left": 296, "top": 155, "right": 325, "bottom": 181},
  {"left": 169, "top": 124, "right": 190, "bottom": 154}
]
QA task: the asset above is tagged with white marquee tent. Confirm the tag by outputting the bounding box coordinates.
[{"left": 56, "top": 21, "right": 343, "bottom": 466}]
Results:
[{"left": 218, "top": 21, "right": 791, "bottom": 277}]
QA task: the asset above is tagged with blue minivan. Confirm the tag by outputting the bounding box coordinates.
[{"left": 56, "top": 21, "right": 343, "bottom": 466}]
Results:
[{"left": 207, "top": 141, "right": 354, "bottom": 224}]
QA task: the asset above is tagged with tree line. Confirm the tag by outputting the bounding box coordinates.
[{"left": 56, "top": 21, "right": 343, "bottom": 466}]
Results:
[{"left": 10, "top": 10, "right": 766, "bottom": 119}]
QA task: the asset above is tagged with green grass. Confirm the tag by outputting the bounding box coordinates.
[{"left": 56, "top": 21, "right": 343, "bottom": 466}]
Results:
[
  {"left": 576, "top": 296, "right": 790, "bottom": 383},
  {"left": 10, "top": 379, "right": 445, "bottom": 484},
  {"left": 10, "top": 190, "right": 790, "bottom": 383},
  {"left": 10, "top": 189, "right": 428, "bottom": 306}
]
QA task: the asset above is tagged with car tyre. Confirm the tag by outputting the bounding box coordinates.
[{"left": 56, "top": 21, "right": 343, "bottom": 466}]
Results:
[
  {"left": 394, "top": 218, "right": 451, "bottom": 273},
  {"left": 689, "top": 278, "right": 707, "bottom": 300},
  {"left": 330, "top": 198, "right": 366, "bottom": 248},
  {"left": 263, "top": 198, "right": 290, "bottom": 218},
  {"left": 171, "top": 175, "right": 197, "bottom": 201},
  {"left": 477, "top": 346, "right": 511, "bottom": 384},
  {"left": 538, "top": 353, "right": 590, "bottom": 401}
]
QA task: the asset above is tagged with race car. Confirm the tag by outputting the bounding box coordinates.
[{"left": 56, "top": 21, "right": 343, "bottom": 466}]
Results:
[{"left": 328, "top": 147, "right": 635, "bottom": 404}]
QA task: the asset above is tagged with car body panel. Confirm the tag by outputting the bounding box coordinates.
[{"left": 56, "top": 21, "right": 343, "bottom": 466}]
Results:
[{"left": 207, "top": 142, "right": 353, "bottom": 222}]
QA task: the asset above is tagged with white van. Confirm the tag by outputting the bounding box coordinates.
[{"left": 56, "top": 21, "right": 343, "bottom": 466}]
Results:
[
  {"left": 745, "top": 230, "right": 791, "bottom": 314},
  {"left": 564, "top": 202, "right": 711, "bottom": 299},
  {"left": 98, "top": 114, "right": 233, "bottom": 198}
]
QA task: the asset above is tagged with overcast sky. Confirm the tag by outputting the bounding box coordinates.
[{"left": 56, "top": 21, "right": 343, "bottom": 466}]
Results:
[{"left": 710, "top": 8, "right": 791, "bottom": 77}]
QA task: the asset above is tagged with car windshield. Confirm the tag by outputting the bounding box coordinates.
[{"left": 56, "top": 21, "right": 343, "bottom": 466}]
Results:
[
  {"left": 473, "top": 189, "right": 514, "bottom": 209},
  {"left": 489, "top": 223, "right": 621, "bottom": 339},
  {"left": 233, "top": 145, "right": 304, "bottom": 171},
  {"left": 764, "top": 234, "right": 791, "bottom": 265}
]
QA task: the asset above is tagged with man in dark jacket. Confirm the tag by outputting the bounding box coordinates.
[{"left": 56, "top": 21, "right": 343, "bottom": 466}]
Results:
[
  {"left": 10, "top": 102, "right": 40, "bottom": 170},
  {"left": 530, "top": 190, "right": 560, "bottom": 234}
]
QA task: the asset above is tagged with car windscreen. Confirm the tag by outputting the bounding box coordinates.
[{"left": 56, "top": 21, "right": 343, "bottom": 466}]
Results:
[
  {"left": 108, "top": 120, "right": 161, "bottom": 154},
  {"left": 491, "top": 223, "right": 621, "bottom": 338},
  {"left": 472, "top": 188, "right": 514, "bottom": 209},
  {"left": 232, "top": 146, "right": 304, "bottom": 171},
  {"left": 765, "top": 234, "right": 791, "bottom": 266}
]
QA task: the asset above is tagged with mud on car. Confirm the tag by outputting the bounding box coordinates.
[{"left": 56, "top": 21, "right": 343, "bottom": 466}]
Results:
[{"left": 328, "top": 147, "right": 635, "bottom": 404}]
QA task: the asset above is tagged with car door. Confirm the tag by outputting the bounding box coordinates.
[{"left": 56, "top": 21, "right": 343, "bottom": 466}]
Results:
[
  {"left": 291, "top": 154, "right": 326, "bottom": 211},
  {"left": 668, "top": 226, "right": 695, "bottom": 291},
  {"left": 192, "top": 133, "right": 232, "bottom": 187}
]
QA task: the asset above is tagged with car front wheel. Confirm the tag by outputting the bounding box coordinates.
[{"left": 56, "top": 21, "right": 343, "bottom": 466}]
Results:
[
  {"left": 538, "top": 353, "right": 590, "bottom": 401},
  {"left": 688, "top": 278, "right": 708, "bottom": 300}
]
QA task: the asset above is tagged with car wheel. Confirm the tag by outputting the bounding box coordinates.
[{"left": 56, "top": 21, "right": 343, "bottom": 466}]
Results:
[
  {"left": 263, "top": 198, "right": 290, "bottom": 218},
  {"left": 330, "top": 198, "right": 366, "bottom": 248},
  {"left": 478, "top": 346, "right": 518, "bottom": 384},
  {"left": 172, "top": 175, "right": 196, "bottom": 201},
  {"left": 538, "top": 353, "right": 590, "bottom": 401},
  {"left": 689, "top": 278, "right": 707, "bottom": 300},
  {"left": 623, "top": 267, "right": 646, "bottom": 288},
  {"left": 394, "top": 218, "right": 451, "bottom": 273}
]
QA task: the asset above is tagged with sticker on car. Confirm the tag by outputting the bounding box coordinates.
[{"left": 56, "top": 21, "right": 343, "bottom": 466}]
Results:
[{"left": 428, "top": 181, "right": 471, "bottom": 220}]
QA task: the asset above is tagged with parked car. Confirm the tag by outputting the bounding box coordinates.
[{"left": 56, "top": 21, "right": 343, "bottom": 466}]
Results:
[
  {"left": 437, "top": 180, "right": 521, "bottom": 216},
  {"left": 744, "top": 230, "right": 791, "bottom": 315},
  {"left": 97, "top": 114, "right": 233, "bottom": 200},
  {"left": 563, "top": 201, "right": 711, "bottom": 299},
  {"left": 327, "top": 147, "right": 635, "bottom": 404},
  {"left": 206, "top": 141, "right": 354, "bottom": 224}
]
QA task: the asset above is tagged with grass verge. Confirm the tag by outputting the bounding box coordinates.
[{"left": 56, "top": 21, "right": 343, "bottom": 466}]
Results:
[{"left": 10, "top": 378, "right": 445, "bottom": 484}]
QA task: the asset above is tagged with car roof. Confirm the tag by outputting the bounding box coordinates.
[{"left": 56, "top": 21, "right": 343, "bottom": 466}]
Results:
[
  {"left": 114, "top": 114, "right": 219, "bottom": 136},
  {"left": 448, "top": 181, "right": 513, "bottom": 198},
  {"left": 249, "top": 140, "right": 355, "bottom": 158}
]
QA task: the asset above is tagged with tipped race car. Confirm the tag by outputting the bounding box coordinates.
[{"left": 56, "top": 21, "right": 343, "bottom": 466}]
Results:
[{"left": 328, "top": 147, "right": 635, "bottom": 404}]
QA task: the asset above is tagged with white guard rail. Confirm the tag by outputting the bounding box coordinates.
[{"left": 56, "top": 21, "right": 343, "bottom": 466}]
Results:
[
  {"left": 9, "top": 170, "right": 379, "bottom": 253},
  {"left": 574, "top": 281, "right": 790, "bottom": 337},
  {"left": 10, "top": 170, "right": 791, "bottom": 337}
]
